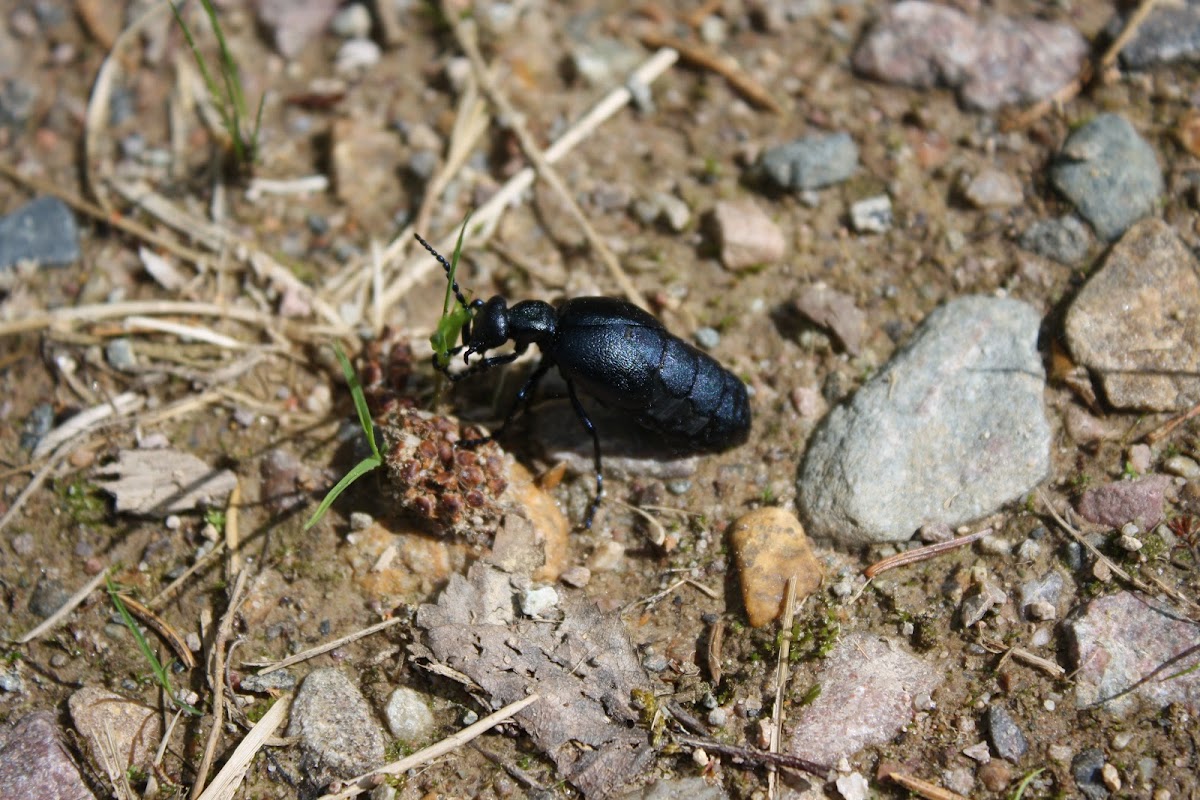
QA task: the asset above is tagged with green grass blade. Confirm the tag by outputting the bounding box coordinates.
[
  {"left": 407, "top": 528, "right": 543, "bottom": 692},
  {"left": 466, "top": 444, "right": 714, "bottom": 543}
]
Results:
[
  {"left": 333, "top": 343, "right": 380, "bottom": 461},
  {"left": 106, "top": 577, "right": 200, "bottom": 716},
  {"left": 169, "top": 2, "right": 231, "bottom": 132},
  {"left": 1010, "top": 767, "right": 1044, "bottom": 800},
  {"left": 303, "top": 455, "right": 381, "bottom": 531}
]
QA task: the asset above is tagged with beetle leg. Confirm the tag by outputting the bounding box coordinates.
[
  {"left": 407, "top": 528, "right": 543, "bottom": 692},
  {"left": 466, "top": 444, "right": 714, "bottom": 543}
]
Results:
[
  {"left": 567, "top": 380, "right": 604, "bottom": 529},
  {"left": 459, "top": 358, "right": 551, "bottom": 447}
]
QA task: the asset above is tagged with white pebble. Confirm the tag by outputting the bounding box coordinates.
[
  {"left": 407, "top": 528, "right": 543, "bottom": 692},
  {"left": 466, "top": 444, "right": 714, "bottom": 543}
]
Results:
[{"left": 521, "top": 586, "right": 560, "bottom": 617}]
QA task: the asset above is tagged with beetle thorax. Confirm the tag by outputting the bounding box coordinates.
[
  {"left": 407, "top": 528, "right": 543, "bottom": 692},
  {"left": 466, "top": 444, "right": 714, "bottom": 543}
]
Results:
[{"left": 506, "top": 300, "right": 557, "bottom": 348}]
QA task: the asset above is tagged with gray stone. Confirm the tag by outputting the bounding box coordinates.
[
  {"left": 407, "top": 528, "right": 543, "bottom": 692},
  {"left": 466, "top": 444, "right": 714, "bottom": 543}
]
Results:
[
  {"left": 853, "top": 1, "right": 1087, "bottom": 111},
  {"left": 287, "top": 668, "right": 386, "bottom": 786},
  {"left": 787, "top": 633, "right": 942, "bottom": 765},
  {"left": 1051, "top": 114, "right": 1163, "bottom": 241},
  {"left": 849, "top": 195, "right": 893, "bottom": 234},
  {"left": 0, "top": 712, "right": 95, "bottom": 800},
  {"left": 798, "top": 296, "right": 1051, "bottom": 545},
  {"left": 962, "top": 167, "right": 1023, "bottom": 209},
  {"left": 383, "top": 687, "right": 436, "bottom": 743},
  {"left": 1018, "top": 571, "right": 1065, "bottom": 619},
  {"left": 985, "top": 706, "right": 1029, "bottom": 762},
  {"left": 1115, "top": 0, "right": 1200, "bottom": 69},
  {"left": 693, "top": 326, "right": 720, "bottom": 350},
  {"left": 758, "top": 132, "right": 858, "bottom": 191},
  {"left": 1063, "top": 219, "right": 1200, "bottom": 411},
  {"left": 256, "top": 0, "right": 339, "bottom": 58},
  {"left": 1019, "top": 216, "right": 1092, "bottom": 265},
  {"left": 1064, "top": 591, "right": 1200, "bottom": 716},
  {"left": 1072, "top": 748, "right": 1109, "bottom": 800},
  {"left": 0, "top": 196, "right": 81, "bottom": 270},
  {"left": 635, "top": 777, "right": 729, "bottom": 800},
  {"left": 28, "top": 576, "right": 70, "bottom": 619}
]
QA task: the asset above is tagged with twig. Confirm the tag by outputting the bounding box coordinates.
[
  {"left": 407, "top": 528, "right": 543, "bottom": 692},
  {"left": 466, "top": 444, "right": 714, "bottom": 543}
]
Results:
[
  {"left": 244, "top": 175, "right": 329, "bottom": 201},
  {"left": 17, "top": 567, "right": 112, "bottom": 644},
  {"left": 638, "top": 30, "right": 781, "bottom": 113},
  {"left": 373, "top": 47, "right": 678, "bottom": 315},
  {"left": 884, "top": 770, "right": 968, "bottom": 800},
  {"left": 1037, "top": 490, "right": 1153, "bottom": 593},
  {"left": 448, "top": 16, "right": 647, "bottom": 310},
  {"left": 0, "top": 299, "right": 287, "bottom": 339},
  {"left": 864, "top": 528, "right": 994, "bottom": 579},
  {"left": 191, "top": 569, "right": 250, "bottom": 800},
  {"left": 1145, "top": 399, "right": 1200, "bottom": 444},
  {"left": 252, "top": 617, "right": 405, "bottom": 675},
  {"left": 317, "top": 693, "right": 541, "bottom": 800},
  {"left": 193, "top": 694, "right": 290, "bottom": 800},
  {"left": 673, "top": 733, "right": 828, "bottom": 778},
  {"left": 979, "top": 638, "right": 1067, "bottom": 678},
  {"left": 225, "top": 481, "right": 242, "bottom": 576}
]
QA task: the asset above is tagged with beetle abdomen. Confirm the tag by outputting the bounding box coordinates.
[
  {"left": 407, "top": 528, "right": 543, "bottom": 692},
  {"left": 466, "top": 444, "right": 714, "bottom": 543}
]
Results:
[
  {"left": 549, "top": 297, "right": 751, "bottom": 453},
  {"left": 637, "top": 334, "right": 751, "bottom": 452}
]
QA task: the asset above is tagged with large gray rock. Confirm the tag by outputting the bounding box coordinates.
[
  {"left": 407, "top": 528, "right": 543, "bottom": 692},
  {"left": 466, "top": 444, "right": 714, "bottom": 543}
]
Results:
[
  {"left": 1051, "top": 114, "right": 1163, "bottom": 241},
  {"left": 1064, "top": 592, "right": 1200, "bottom": 716},
  {"left": 798, "top": 296, "right": 1050, "bottom": 545},
  {"left": 1064, "top": 219, "right": 1200, "bottom": 411}
]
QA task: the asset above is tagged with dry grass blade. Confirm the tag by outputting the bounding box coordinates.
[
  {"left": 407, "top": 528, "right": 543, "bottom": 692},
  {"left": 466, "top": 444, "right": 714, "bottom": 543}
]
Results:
[
  {"left": 17, "top": 567, "right": 111, "bottom": 644},
  {"left": 0, "top": 299, "right": 281, "bottom": 339},
  {"left": 449, "top": 15, "right": 647, "bottom": 309},
  {"left": 252, "top": 617, "right": 405, "bottom": 675},
  {"left": 83, "top": 0, "right": 172, "bottom": 211},
  {"left": 31, "top": 391, "right": 144, "bottom": 460},
  {"left": 884, "top": 770, "right": 968, "bottom": 800},
  {"left": 768, "top": 576, "right": 800, "bottom": 799},
  {"left": 317, "top": 693, "right": 540, "bottom": 800},
  {"left": 116, "top": 593, "right": 197, "bottom": 670},
  {"left": 193, "top": 694, "right": 290, "bottom": 800},
  {"left": 191, "top": 570, "right": 250, "bottom": 800},
  {"left": 373, "top": 47, "right": 678, "bottom": 314},
  {"left": 123, "top": 315, "right": 249, "bottom": 349},
  {"left": 638, "top": 30, "right": 781, "bottom": 113}
]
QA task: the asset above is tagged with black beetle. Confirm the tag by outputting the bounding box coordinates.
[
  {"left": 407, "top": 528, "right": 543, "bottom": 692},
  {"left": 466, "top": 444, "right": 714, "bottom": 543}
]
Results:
[{"left": 416, "top": 233, "right": 751, "bottom": 527}]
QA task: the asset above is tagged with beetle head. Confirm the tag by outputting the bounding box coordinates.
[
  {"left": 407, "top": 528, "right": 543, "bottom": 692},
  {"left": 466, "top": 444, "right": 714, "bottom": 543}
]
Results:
[{"left": 464, "top": 296, "right": 510, "bottom": 359}]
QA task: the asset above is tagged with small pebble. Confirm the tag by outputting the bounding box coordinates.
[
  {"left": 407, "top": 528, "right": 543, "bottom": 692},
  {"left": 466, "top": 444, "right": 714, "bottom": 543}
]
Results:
[
  {"left": 1102, "top": 763, "right": 1122, "bottom": 792},
  {"left": 105, "top": 338, "right": 137, "bottom": 370},
  {"left": 665, "top": 479, "right": 691, "bottom": 495},
  {"left": 559, "top": 566, "right": 591, "bottom": 587},
  {"left": 962, "top": 167, "right": 1023, "bottom": 209},
  {"left": 461, "top": 709, "right": 478, "bottom": 725},
  {"left": 587, "top": 540, "right": 625, "bottom": 572},
  {"left": 850, "top": 195, "right": 892, "bottom": 233},
  {"left": 1027, "top": 600, "right": 1057, "bottom": 621},
  {"left": 383, "top": 687, "right": 435, "bottom": 742},
  {"left": 1111, "top": 731, "right": 1134, "bottom": 751},
  {"left": 520, "top": 586, "right": 560, "bottom": 617},
  {"left": 1163, "top": 455, "right": 1200, "bottom": 480},
  {"left": 1016, "top": 538, "right": 1041, "bottom": 561},
  {"left": 330, "top": 3, "right": 372, "bottom": 38},
  {"left": 335, "top": 38, "right": 381, "bottom": 74},
  {"left": 694, "top": 327, "right": 720, "bottom": 349},
  {"left": 978, "top": 760, "right": 1012, "bottom": 792},
  {"left": 349, "top": 512, "right": 374, "bottom": 530},
  {"left": 642, "top": 653, "right": 669, "bottom": 672},
  {"left": 1031, "top": 627, "right": 1052, "bottom": 647},
  {"left": 712, "top": 199, "right": 786, "bottom": 270},
  {"left": 707, "top": 707, "right": 728, "bottom": 727},
  {"left": 1117, "top": 533, "right": 1143, "bottom": 552}
]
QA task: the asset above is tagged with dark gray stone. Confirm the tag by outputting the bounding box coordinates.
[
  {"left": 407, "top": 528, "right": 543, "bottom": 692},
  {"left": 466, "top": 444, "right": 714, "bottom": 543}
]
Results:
[
  {"left": 0, "top": 712, "right": 96, "bottom": 800},
  {"left": 1051, "top": 114, "right": 1163, "bottom": 241},
  {"left": 1019, "top": 215, "right": 1092, "bottom": 265},
  {"left": 797, "top": 296, "right": 1051, "bottom": 544},
  {"left": 758, "top": 132, "right": 858, "bottom": 191},
  {"left": 28, "top": 576, "right": 70, "bottom": 619},
  {"left": 0, "top": 196, "right": 81, "bottom": 270},
  {"left": 985, "top": 705, "right": 1029, "bottom": 762},
  {"left": 1072, "top": 747, "right": 1109, "bottom": 800}
]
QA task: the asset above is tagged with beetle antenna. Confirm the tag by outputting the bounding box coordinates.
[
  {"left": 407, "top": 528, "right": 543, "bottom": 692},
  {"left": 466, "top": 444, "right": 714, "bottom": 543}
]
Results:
[{"left": 414, "top": 233, "right": 472, "bottom": 311}]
